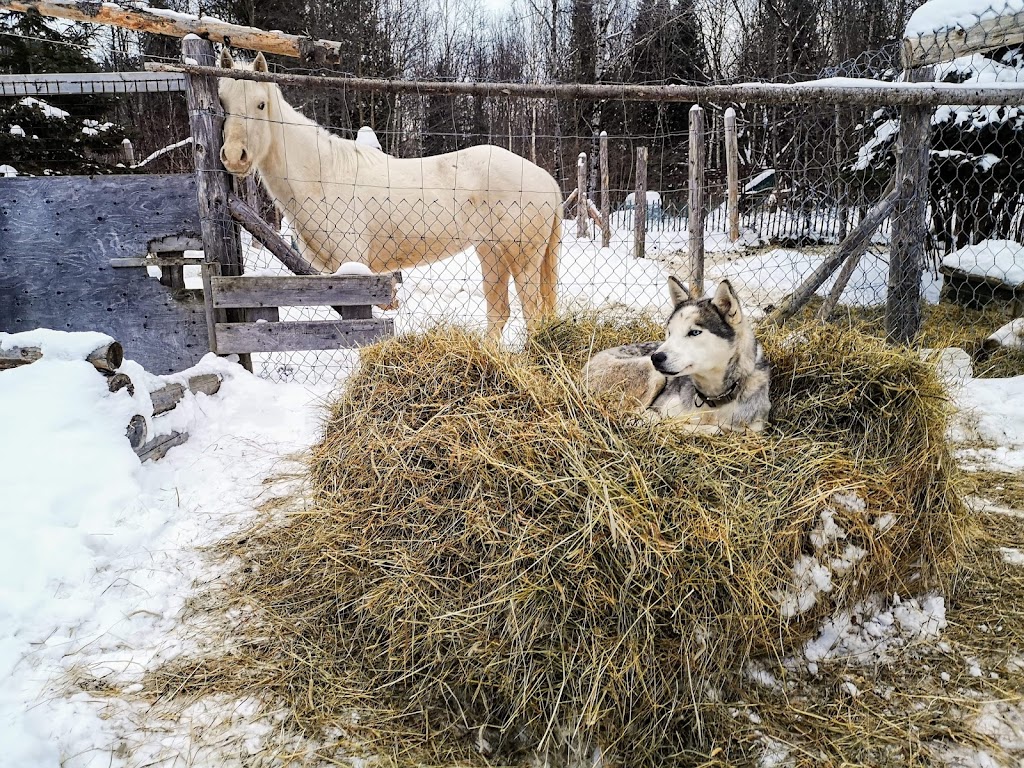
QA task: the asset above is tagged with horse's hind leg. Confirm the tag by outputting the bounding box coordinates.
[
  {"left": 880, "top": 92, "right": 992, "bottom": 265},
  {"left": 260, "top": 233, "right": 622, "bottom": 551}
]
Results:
[
  {"left": 478, "top": 243, "right": 510, "bottom": 341},
  {"left": 509, "top": 244, "right": 546, "bottom": 331}
]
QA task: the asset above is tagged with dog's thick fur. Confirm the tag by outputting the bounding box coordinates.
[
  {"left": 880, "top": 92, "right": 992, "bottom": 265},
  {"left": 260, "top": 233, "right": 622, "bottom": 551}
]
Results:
[{"left": 583, "top": 278, "right": 771, "bottom": 433}]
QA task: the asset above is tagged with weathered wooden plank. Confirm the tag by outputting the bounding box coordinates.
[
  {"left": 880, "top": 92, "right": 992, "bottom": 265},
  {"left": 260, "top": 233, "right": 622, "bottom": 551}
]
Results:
[
  {"left": 634, "top": 147, "right": 648, "bottom": 260},
  {"left": 688, "top": 105, "right": 706, "bottom": 296},
  {"left": 210, "top": 275, "right": 397, "bottom": 309},
  {"left": 136, "top": 431, "right": 189, "bottom": 462},
  {"left": 886, "top": 67, "right": 934, "bottom": 345},
  {"left": 214, "top": 319, "right": 394, "bottom": 353},
  {"left": 149, "top": 372, "right": 222, "bottom": 415},
  {"left": 903, "top": 12, "right": 1024, "bottom": 68},
  {"left": 724, "top": 108, "right": 740, "bottom": 243},
  {"left": 227, "top": 195, "right": 317, "bottom": 277},
  {"left": 0, "top": 71, "right": 187, "bottom": 96},
  {"left": 599, "top": 131, "right": 610, "bottom": 249},
  {"left": 576, "top": 153, "right": 588, "bottom": 239},
  {"left": 148, "top": 235, "right": 204, "bottom": 253},
  {"left": 110, "top": 256, "right": 204, "bottom": 268}
]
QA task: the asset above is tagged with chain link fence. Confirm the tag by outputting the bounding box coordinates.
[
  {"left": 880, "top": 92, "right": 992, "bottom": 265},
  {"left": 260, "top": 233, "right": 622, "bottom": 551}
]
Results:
[{"left": 4, "top": 4, "right": 1024, "bottom": 383}]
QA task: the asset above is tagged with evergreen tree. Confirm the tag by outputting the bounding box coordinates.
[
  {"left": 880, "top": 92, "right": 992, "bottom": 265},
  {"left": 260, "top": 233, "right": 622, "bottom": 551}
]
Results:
[{"left": 0, "top": 14, "right": 129, "bottom": 175}]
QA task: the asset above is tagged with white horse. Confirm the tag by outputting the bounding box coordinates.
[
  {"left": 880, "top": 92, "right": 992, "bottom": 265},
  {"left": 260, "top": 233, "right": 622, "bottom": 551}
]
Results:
[{"left": 217, "top": 51, "right": 562, "bottom": 338}]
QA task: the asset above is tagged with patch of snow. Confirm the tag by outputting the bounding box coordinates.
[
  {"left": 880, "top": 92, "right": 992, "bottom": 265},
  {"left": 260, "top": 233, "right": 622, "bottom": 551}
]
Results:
[
  {"left": 0, "top": 328, "right": 116, "bottom": 359},
  {"left": 622, "top": 190, "right": 662, "bottom": 207},
  {"left": 941, "top": 239, "right": 1024, "bottom": 286},
  {"left": 906, "top": 0, "right": 1024, "bottom": 38},
  {"left": 19, "top": 96, "right": 69, "bottom": 119},
  {"left": 333, "top": 261, "right": 374, "bottom": 276},
  {"left": 0, "top": 164, "right": 16, "bottom": 177},
  {"left": 9, "top": 124, "right": 25, "bottom": 137},
  {"left": 131, "top": 137, "right": 193, "bottom": 169},
  {"left": 1000, "top": 547, "right": 1024, "bottom": 565}
]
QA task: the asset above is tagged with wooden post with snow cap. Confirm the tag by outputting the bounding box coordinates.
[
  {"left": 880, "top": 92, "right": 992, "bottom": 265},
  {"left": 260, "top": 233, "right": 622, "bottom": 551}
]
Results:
[
  {"left": 886, "top": 66, "right": 934, "bottom": 345},
  {"left": 688, "top": 105, "right": 706, "bottom": 296},
  {"left": 600, "top": 132, "right": 610, "bottom": 248},
  {"left": 634, "top": 146, "right": 648, "bottom": 259},
  {"left": 121, "top": 138, "right": 134, "bottom": 166},
  {"left": 724, "top": 107, "right": 740, "bottom": 243},
  {"left": 576, "top": 152, "right": 588, "bottom": 239},
  {"left": 181, "top": 35, "right": 248, "bottom": 368}
]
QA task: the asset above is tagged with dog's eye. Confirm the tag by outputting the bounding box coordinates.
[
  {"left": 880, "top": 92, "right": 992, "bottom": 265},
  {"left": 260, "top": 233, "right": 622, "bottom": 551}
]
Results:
[
  {"left": 258, "top": 101, "right": 266, "bottom": 110},
  {"left": 687, "top": 329, "right": 703, "bottom": 337}
]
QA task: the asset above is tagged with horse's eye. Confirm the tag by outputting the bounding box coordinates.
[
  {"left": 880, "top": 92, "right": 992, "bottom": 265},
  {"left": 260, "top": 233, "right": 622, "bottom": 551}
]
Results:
[
  {"left": 687, "top": 329, "right": 702, "bottom": 337},
  {"left": 258, "top": 102, "right": 266, "bottom": 110}
]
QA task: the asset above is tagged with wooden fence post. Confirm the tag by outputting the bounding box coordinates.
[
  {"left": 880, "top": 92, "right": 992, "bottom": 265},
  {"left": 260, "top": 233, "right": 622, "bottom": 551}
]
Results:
[
  {"left": 634, "top": 146, "right": 648, "bottom": 259},
  {"left": 724, "top": 107, "right": 740, "bottom": 243},
  {"left": 886, "top": 66, "right": 934, "bottom": 345},
  {"left": 121, "top": 137, "right": 134, "bottom": 166},
  {"left": 182, "top": 35, "right": 248, "bottom": 367},
  {"left": 577, "top": 152, "right": 588, "bottom": 239},
  {"left": 600, "top": 131, "right": 610, "bottom": 248},
  {"left": 688, "top": 105, "right": 706, "bottom": 295}
]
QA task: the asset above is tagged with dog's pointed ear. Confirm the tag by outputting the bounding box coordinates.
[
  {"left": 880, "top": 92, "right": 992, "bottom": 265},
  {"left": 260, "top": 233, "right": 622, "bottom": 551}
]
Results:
[
  {"left": 253, "top": 52, "right": 269, "bottom": 73},
  {"left": 711, "top": 280, "right": 743, "bottom": 325},
  {"left": 219, "top": 48, "right": 234, "bottom": 69},
  {"left": 668, "top": 276, "right": 690, "bottom": 306}
]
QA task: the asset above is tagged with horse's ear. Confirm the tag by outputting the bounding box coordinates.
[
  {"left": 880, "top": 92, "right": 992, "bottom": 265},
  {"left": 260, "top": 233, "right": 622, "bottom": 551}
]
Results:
[
  {"left": 219, "top": 48, "right": 234, "bottom": 69},
  {"left": 253, "top": 52, "right": 268, "bottom": 73}
]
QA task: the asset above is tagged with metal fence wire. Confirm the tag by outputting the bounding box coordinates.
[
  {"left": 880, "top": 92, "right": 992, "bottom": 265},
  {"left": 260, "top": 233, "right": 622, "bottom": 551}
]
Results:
[{"left": 4, "top": 5, "right": 1024, "bottom": 384}]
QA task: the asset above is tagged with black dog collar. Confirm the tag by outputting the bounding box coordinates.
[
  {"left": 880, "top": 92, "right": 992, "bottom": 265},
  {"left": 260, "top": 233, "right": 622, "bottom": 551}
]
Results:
[{"left": 693, "top": 378, "right": 741, "bottom": 409}]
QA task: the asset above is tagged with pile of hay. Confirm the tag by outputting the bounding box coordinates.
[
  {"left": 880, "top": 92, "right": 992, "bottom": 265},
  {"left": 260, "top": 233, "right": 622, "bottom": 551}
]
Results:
[{"left": 199, "top": 316, "right": 971, "bottom": 765}]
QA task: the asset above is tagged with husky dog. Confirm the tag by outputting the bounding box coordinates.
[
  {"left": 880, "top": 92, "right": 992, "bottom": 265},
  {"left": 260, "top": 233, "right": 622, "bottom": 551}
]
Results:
[{"left": 583, "top": 278, "right": 771, "bottom": 433}]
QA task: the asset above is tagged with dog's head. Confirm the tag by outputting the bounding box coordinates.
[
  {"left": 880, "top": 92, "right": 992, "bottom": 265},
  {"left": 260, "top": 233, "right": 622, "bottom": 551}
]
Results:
[{"left": 650, "top": 277, "right": 745, "bottom": 377}]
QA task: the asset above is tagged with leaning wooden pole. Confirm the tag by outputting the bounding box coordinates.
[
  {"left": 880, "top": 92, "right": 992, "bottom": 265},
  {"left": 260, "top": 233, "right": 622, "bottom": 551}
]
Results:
[
  {"left": 634, "top": 146, "right": 648, "bottom": 260},
  {"left": 886, "top": 66, "right": 934, "bottom": 345},
  {"left": 0, "top": 0, "right": 345, "bottom": 64},
  {"left": 724, "top": 107, "right": 740, "bottom": 243},
  {"left": 767, "top": 179, "right": 899, "bottom": 326},
  {"left": 576, "top": 153, "right": 588, "bottom": 239},
  {"left": 688, "top": 105, "right": 706, "bottom": 296}
]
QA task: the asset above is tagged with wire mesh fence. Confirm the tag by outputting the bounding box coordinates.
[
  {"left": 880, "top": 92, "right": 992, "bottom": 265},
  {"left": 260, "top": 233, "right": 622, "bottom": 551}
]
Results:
[{"left": 4, "top": 5, "right": 1024, "bottom": 384}]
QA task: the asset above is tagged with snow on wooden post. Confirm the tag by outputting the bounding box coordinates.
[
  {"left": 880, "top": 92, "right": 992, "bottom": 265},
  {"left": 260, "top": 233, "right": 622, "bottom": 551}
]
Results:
[
  {"left": 634, "top": 146, "right": 648, "bottom": 259},
  {"left": 886, "top": 66, "right": 934, "bottom": 345},
  {"left": 182, "top": 36, "right": 247, "bottom": 367},
  {"left": 121, "top": 138, "right": 134, "bottom": 165},
  {"left": 576, "top": 152, "right": 588, "bottom": 239},
  {"left": 600, "top": 131, "right": 610, "bottom": 248},
  {"left": 724, "top": 107, "right": 740, "bottom": 243},
  {"left": 688, "top": 105, "right": 706, "bottom": 296}
]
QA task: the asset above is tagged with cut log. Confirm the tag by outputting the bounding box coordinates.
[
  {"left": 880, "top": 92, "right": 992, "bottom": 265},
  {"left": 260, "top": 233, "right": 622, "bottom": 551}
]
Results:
[
  {"left": 767, "top": 179, "right": 899, "bottom": 326},
  {"left": 150, "top": 373, "right": 223, "bottom": 416},
  {"left": 107, "top": 372, "right": 135, "bottom": 396},
  {"left": 135, "top": 431, "right": 189, "bottom": 463},
  {"left": 0, "top": 346, "right": 43, "bottom": 370},
  {"left": 126, "top": 414, "right": 148, "bottom": 450},
  {"left": 0, "top": 342, "right": 122, "bottom": 372}
]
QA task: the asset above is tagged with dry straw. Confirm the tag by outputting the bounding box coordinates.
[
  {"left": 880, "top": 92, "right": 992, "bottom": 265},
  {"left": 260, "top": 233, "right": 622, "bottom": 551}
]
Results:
[{"left": 153, "top": 314, "right": 972, "bottom": 766}]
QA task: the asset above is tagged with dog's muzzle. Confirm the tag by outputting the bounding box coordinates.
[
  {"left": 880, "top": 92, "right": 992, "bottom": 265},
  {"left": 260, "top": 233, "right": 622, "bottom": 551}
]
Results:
[{"left": 650, "top": 351, "right": 677, "bottom": 376}]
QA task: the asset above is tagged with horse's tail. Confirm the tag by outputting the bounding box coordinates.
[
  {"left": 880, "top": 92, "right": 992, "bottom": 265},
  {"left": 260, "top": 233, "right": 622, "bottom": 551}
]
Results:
[{"left": 540, "top": 206, "right": 561, "bottom": 317}]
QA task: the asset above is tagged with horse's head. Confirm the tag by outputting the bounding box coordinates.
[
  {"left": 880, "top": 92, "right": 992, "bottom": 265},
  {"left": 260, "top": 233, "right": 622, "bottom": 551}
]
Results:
[{"left": 218, "top": 50, "right": 277, "bottom": 176}]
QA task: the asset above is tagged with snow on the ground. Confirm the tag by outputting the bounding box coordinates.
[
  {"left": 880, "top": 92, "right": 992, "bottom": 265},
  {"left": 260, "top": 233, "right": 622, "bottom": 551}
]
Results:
[
  {"left": 0, "top": 330, "right": 334, "bottom": 766},
  {"left": 905, "top": 0, "right": 1024, "bottom": 37},
  {"left": 941, "top": 240, "right": 1024, "bottom": 286},
  {"left": 987, "top": 318, "right": 1024, "bottom": 350}
]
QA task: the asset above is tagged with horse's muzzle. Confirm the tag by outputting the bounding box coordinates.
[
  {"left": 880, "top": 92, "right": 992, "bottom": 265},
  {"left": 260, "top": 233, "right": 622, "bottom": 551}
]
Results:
[{"left": 220, "top": 145, "right": 253, "bottom": 176}]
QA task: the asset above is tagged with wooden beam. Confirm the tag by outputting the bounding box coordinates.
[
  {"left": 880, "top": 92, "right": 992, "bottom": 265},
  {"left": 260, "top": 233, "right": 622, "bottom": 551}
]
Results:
[
  {"left": 0, "top": 71, "right": 186, "bottom": 96},
  {"left": 148, "top": 61, "right": 1024, "bottom": 107},
  {"left": 903, "top": 12, "right": 1024, "bottom": 68},
  {"left": 226, "top": 195, "right": 316, "bottom": 277},
  {"left": 576, "top": 153, "right": 588, "bottom": 239},
  {"left": 0, "top": 1, "right": 345, "bottom": 64},
  {"left": 724, "top": 108, "right": 740, "bottom": 243},
  {"left": 0, "top": 346, "right": 43, "bottom": 370},
  {"left": 210, "top": 275, "right": 396, "bottom": 309},
  {"left": 213, "top": 318, "right": 394, "bottom": 354},
  {"left": 149, "top": 373, "right": 222, "bottom": 416},
  {"left": 886, "top": 67, "right": 935, "bottom": 345},
  {"left": 688, "top": 105, "right": 706, "bottom": 296}
]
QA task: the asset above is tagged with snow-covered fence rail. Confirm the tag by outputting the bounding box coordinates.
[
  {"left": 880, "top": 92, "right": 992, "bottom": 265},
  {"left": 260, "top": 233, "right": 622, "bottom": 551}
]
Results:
[{"left": 0, "top": 71, "right": 186, "bottom": 97}]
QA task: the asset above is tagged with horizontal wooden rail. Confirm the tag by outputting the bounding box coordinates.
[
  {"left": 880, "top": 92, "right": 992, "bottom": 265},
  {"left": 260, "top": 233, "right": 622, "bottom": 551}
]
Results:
[
  {"left": 210, "top": 275, "right": 397, "bottom": 309},
  {"left": 214, "top": 318, "right": 393, "bottom": 353},
  {"left": 0, "top": 71, "right": 186, "bottom": 96},
  {"left": 903, "top": 12, "right": 1024, "bottom": 68},
  {"left": 148, "top": 62, "right": 1024, "bottom": 107}
]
